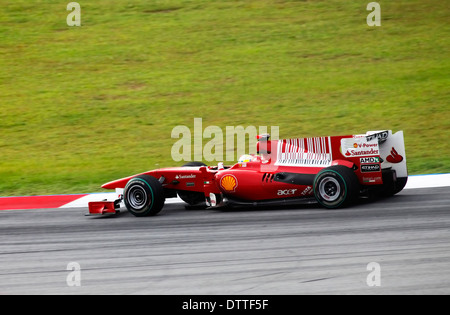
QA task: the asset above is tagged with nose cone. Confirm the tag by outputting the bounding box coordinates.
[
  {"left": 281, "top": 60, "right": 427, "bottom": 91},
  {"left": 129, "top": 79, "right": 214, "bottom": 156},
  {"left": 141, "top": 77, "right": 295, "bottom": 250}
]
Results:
[{"left": 101, "top": 176, "right": 134, "bottom": 190}]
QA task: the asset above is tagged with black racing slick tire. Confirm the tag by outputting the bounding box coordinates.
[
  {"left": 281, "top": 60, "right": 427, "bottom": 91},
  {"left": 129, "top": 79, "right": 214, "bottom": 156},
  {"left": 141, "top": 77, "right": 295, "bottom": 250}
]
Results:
[
  {"left": 124, "top": 175, "right": 165, "bottom": 217},
  {"left": 381, "top": 169, "right": 408, "bottom": 197},
  {"left": 313, "top": 165, "right": 360, "bottom": 209}
]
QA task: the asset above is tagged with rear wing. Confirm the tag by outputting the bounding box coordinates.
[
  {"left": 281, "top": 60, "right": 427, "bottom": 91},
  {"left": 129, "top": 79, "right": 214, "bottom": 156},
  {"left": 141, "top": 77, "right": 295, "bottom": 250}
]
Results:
[
  {"left": 366, "top": 130, "right": 408, "bottom": 178},
  {"left": 260, "top": 130, "right": 407, "bottom": 183}
]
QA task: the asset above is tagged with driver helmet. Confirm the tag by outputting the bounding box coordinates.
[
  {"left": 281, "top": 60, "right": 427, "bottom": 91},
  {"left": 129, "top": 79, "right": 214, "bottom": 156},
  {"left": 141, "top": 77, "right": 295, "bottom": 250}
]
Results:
[{"left": 238, "top": 154, "right": 254, "bottom": 163}]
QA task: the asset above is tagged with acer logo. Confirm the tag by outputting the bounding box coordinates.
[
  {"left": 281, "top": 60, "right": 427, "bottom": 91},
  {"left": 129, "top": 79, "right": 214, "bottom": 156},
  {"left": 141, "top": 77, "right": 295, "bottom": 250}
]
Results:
[{"left": 277, "top": 189, "right": 297, "bottom": 196}]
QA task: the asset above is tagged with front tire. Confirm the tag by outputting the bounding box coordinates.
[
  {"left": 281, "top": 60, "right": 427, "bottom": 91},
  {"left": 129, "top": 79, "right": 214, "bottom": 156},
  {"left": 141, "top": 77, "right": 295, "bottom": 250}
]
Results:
[
  {"left": 313, "top": 165, "right": 360, "bottom": 209},
  {"left": 124, "top": 175, "right": 165, "bottom": 217}
]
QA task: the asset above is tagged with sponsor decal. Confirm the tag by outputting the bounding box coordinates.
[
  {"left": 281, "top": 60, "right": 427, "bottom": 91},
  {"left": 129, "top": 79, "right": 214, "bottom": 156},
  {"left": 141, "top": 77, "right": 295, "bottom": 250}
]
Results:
[
  {"left": 360, "top": 157, "right": 380, "bottom": 164},
  {"left": 366, "top": 131, "right": 389, "bottom": 143},
  {"left": 277, "top": 189, "right": 297, "bottom": 196},
  {"left": 345, "top": 148, "right": 379, "bottom": 157},
  {"left": 361, "top": 164, "right": 381, "bottom": 173},
  {"left": 220, "top": 175, "right": 238, "bottom": 192},
  {"left": 301, "top": 186, "right": 313, "bottom": 196},
  {"left": 275, "top": 137, "right": 332, "bottom": 167},
  {"left": 341, "top": 137, "right": 379, "bottom": 158},
  {"left": 175, "top": 174, "right": 196, "bottom": 179},
  {"left": 363, "top": 176, "right": 382, "bottom": 183},
  {"left": 386, "top": 147, "right": 404, "bottom": 164}
]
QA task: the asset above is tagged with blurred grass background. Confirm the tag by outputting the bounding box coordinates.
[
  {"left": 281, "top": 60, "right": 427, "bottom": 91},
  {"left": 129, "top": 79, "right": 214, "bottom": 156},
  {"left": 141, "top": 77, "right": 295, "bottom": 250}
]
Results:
[{"left": 0, "top": 0, "right": 449, "bottom": 196}]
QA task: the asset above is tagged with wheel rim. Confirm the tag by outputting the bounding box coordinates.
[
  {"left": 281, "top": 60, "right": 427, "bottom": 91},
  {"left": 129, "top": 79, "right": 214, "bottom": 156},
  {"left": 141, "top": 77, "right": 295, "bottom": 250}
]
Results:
[
  {"left": 127, "top": 185, "right": 150, "bottom": 211},
  {"left": 318, "top": 177, "right": 341, "bottom": 202}
]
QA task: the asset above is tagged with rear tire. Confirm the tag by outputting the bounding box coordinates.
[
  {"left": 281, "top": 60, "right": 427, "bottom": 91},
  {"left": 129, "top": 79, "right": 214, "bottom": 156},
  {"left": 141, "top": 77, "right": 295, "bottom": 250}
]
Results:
[
  {"left": 381, "top": 169, "right": 408, "bottom": 196},
  {"left": 392, "top": 177, "right": 408, "bottom": 195},
  {"left": 313, "top": 165, "right": 360, "bottom": 209},
  {"left": 124, "top": 175, "right": 165, "bottom": 217}
]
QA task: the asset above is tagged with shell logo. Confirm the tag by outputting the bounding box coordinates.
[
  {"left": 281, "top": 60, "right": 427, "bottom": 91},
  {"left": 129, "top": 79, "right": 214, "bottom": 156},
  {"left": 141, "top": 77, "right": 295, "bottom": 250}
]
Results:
[{"left": 220, "top": 175, "right": 238, "bottom": 192}]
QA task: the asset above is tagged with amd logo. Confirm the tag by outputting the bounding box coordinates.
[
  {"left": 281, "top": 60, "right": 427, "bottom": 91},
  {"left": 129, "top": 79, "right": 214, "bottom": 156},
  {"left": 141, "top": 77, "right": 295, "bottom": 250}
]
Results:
[{"left": 360, "top": 157, "right": 380, "bottom": 164}]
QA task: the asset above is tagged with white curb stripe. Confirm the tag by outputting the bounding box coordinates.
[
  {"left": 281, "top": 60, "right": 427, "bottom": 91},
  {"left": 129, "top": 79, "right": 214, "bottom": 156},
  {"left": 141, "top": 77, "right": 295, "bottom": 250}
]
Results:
[
  {"left": 59, "top": 193, "right": 122, "bottom": 208},
  {"left": 404, "top": 173, "right": 450, "bottom": 189},
  {"left": 60, "top": 194, "right": 183, "bottom": 208}
]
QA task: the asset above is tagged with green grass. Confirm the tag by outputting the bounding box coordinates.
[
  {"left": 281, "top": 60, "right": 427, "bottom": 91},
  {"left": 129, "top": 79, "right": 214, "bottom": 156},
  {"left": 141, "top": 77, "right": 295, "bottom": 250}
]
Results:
[{"left": 0, "top": 0, "right": 449, "bottom": 196}]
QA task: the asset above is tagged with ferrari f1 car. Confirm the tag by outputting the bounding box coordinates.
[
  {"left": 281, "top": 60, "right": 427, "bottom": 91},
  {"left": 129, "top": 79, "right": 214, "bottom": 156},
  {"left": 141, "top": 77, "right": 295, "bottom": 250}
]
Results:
[{"left": 88, "top": 130, "right": 407, "bottom": 216}]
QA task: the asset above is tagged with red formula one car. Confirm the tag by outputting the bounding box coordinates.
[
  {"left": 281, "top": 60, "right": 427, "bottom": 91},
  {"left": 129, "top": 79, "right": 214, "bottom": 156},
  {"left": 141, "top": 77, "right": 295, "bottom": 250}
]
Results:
[{"left": 88, "top": 130, "right": 407, "bottom": 217}]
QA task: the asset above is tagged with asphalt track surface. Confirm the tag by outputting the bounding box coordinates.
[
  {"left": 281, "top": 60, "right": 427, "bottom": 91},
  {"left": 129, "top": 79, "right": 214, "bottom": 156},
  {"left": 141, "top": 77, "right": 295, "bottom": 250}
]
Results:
[{"left": 0, "top": 187, "right": 449, "bottom": 295}]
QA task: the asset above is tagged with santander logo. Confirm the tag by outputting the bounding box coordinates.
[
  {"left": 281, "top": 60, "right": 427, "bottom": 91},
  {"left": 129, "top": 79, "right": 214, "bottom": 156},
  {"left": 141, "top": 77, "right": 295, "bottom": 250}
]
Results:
[
  {"left": 340, "top": 138, "right": 380, "bottom": 158},
  {"left": 345, "top": 142, "right": 379, "bottom": 157},
  {"left": 386, "top": 147, "right": 404, "bottom": 163},
  {"left": 345, "top": 148, "right": 379, "bottom": 157}
]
